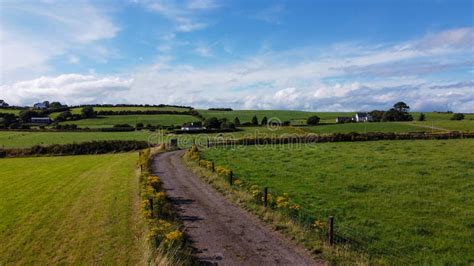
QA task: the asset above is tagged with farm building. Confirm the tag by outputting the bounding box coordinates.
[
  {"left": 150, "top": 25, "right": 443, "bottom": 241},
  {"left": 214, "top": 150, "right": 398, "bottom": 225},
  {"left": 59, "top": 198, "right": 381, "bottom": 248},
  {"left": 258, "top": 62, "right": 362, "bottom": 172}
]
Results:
[
  {"left": 181, "top": 122, "right": 204, "bottom": 131},
  {"left": 31, "top": 117, "right": 52, "bottom": 124},
  {"left": 33, "top": 102, "right": 48, "bottom": 109},
  {"left": 355, "top": 112, "right": 373, "bottom": 122},
  {"left": 336, "top": 117, "right": 353, "bottom": 123}
]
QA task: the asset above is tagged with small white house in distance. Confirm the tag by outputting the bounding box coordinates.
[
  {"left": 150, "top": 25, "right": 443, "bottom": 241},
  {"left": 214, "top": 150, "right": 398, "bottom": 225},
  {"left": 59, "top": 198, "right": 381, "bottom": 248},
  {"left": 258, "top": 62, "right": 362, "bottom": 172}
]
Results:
[
  {"left": 181, "top": 122, "right": 204, "bottom": 131},
  {"left": 31, "top": 117, "right": 52, "bottom": 124},
  {"left": 33, "top": 102, "right": 47, "bottom": 110},
  {"left": 354, "top": 112, "right": 373, "bottom": 122}
]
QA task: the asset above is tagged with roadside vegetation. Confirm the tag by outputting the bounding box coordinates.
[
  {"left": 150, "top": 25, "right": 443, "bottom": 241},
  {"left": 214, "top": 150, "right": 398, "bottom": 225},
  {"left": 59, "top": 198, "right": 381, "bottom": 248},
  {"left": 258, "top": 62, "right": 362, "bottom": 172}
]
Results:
[
  {"left": 197, "top": 139, "right": 474, "bottom": 264},
  {"left": 137, "top": 146, "right": 193, "bottom": 265}
]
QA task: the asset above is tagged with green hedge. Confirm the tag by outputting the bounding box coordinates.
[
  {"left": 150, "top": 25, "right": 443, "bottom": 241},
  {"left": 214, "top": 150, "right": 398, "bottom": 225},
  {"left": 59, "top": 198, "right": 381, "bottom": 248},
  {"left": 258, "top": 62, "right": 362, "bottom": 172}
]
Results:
[{"left": 0, "top": 140, "right": 150, "bottom": 157}]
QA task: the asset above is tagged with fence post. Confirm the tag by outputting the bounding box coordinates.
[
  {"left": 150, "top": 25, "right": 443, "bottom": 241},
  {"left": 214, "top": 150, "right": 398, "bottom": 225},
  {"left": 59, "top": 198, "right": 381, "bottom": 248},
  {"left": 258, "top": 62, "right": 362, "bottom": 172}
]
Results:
[
  {"left": 229, "top": 171, "right": 233, "bottom": 185},
  {"left": 207, "top": 139, "right": 210, "bottom": 148},
  {"left": 264, "top": 187, "right": 268, "bottom": 207},
  {"left": 211, "top": 161, "right": 215, "bottom": 172},
  {"left": 149, "top": 198, "right": 154, "bottom": 215},
  {"left": 328, "top": 216, "right": 334, "bottom": 246}
]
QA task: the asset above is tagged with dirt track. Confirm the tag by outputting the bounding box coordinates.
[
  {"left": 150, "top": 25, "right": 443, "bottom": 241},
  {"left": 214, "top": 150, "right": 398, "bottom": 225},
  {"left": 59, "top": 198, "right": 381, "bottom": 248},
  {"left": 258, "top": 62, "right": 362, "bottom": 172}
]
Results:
[{"left": 152, "top": 150, "right": 318, "bottom": 265}]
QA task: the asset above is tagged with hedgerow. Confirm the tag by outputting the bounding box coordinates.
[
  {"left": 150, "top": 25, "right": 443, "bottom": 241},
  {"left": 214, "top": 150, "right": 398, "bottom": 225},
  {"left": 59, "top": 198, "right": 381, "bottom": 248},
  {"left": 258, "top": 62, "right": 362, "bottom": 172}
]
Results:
[{"left": 0, "top": 140, "right": 149, "bottom": 157}]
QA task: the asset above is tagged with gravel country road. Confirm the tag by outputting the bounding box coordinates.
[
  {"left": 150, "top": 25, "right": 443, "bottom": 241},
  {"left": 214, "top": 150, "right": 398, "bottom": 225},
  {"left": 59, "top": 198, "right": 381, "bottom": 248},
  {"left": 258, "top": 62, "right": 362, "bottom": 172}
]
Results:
[{"left": 152, "top": 150, "right": 319, "bottom": 265}]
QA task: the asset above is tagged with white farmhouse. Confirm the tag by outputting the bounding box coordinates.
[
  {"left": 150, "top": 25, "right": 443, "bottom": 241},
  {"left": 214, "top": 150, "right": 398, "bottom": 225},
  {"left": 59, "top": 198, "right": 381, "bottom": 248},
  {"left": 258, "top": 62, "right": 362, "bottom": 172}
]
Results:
[{"left": 354, "top": 112, "right": 373, "bottom": 122}]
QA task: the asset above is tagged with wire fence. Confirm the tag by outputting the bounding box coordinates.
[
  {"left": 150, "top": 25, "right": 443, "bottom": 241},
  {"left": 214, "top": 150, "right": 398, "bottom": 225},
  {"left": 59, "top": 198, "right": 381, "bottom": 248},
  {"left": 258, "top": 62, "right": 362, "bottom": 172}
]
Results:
[{"left": 198, "top": 157, "right": 418, "bottom": 264}]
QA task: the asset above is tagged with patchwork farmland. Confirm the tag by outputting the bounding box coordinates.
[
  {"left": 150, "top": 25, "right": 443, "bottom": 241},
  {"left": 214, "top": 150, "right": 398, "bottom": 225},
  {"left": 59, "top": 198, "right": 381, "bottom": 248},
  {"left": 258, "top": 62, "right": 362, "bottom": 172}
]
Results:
[{"left": 1, "top": 103, "right": 473, "bottom": 264}]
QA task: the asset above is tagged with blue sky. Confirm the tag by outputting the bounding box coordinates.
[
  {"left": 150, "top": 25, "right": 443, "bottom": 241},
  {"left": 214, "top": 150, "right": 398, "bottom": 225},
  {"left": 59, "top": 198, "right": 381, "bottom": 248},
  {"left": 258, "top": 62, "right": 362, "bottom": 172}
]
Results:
[{"left": 1, "top": 0, "right": 473, "bottom": 111}]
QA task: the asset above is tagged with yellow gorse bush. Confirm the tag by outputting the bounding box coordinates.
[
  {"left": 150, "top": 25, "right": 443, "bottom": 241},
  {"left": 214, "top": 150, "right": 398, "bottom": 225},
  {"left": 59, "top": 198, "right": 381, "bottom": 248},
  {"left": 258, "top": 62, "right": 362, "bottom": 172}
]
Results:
[
  {"left": 289, "top": 203, "right": 301, "bottom": 211},
  {"left": 185, "top": 145, "right": 200, "bottom": 160},
  {"left": 249, "top": 185, "right": 261, "bottom": 199},
  {"left": 276, "top": 193, "right": 290, "bottom": 208},
  {"left": 313, "top": 220, "right": 326, "bottom": 230},
  {"left": 199, "top": 159, "right": 214, "bottom": 170},
  {"left": 146, "top": 175, "right": 161, "bottom": 190},
  {"left": 234, "top": 179, "right": 242, "bottom": 186},
  {"left": 165, "top": 230, "right": 183, "bottom": 244},
  {"left": 216, "top": 166, "right": 231, "bottom": 176}
]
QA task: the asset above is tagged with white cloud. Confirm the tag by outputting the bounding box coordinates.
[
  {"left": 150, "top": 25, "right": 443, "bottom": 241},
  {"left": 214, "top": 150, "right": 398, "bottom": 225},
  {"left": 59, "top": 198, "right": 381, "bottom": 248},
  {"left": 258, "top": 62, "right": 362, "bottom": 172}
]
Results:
[
  {"left": 1, "top": 27, "right": 473, "bottom": 112},
  {"left": 416, "top": 27, "right": 474, "bottom": 50},
  {"left": 1, "top": 74, "right": 132, "bottom": 105},
  {"left": 0, "top": 1, "right": 119, "bottom": 83},
  {"left": 136, "top": 0, "right": 218, "bottom": 32}
]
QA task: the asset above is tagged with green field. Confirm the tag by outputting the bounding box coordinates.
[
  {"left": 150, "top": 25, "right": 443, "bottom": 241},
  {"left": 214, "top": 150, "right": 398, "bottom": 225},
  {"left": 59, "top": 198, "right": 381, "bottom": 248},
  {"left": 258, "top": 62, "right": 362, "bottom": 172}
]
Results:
[
  {"left": 198, "top": 109, "right": 346, "bottom": 124},
  {"left": 0, "top": 127, "right": 304, "bottom": 148},
  {"left": 0, "top": 131, "right": 154, "bottom": 148},
  {"left": 201, "top": 139, "right": 474, "bottom": 264},
  {"left": 0, "top": 153, "right": 142, "bottom": 264},
  {"left": 92, "top": 106, "right": 190, "bottom": 112},
  {"left": 300, "top": 122, "right": 436, "bottom": 134},
  {"left": 411, "top": 112, "right": 474, "bottom": 121},
  {"left": 0, "top": 109, "right": 22, "bottom": 115},
  {"left": 60, "top": 114, "right": 200, "bottom": 128},
  {"left": 408, "top": 120, "right": 474, "bottom": 132}
]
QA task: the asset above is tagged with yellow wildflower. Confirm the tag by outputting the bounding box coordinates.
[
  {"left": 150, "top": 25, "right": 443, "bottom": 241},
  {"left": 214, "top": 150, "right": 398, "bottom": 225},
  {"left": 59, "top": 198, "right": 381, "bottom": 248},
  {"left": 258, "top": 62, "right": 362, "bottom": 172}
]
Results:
[
  {"left": 165, "top": 230, "right": 183, "bottom": 244},
  {"left": 313, "top": 220, "right": 326, "bottom": 230}
]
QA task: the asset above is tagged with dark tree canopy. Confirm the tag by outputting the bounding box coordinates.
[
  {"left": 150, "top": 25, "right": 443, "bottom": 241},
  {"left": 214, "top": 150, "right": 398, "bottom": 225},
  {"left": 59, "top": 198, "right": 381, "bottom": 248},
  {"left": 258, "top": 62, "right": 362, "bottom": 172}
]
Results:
[
  {"left": 234, "top": 117, "right": 241, "bottom": 126},
  {"left": 81, "top": 106, "right": 95, "bottom": 118},
  {"left": 393, "top": 102, "right": 410, "bottom": 112},
  {"left": 19, "top": 110, "right": 39, "bottom": 123},
  {"left": 56, "top": 111, "right": 72, "bottom": 122},
  {"left": 251, "top": 115, "right": 259, "bottom": 126},
  {"left": 418, "top": 113, "right": 426, "bottom": 121},
  {"left": 370, "top": 102, "right": 413, "bottom": 122},
  {"left": 307, "top": 116, "right": 320, "bottom": 125},
  {"left": 261, "top": 116, "right": 268, "bottom": 126},
  {"left": 49, "top": 101, "right": 64, "bottom": 109},
  {"left": 204, "top": 117, "right": 221, "bottom": 129},
  {"left": 451, "top": 113, "right": 464, "bottom": 120}
]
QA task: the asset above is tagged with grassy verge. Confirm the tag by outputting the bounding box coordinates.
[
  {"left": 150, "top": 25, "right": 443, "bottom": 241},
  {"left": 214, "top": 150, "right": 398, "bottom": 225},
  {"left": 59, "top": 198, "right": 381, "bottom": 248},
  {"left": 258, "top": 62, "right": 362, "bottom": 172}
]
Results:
[
  {"left": 182, "top": 145, "right": 372, "bottom": 265},
  {"left": 137, "top": 145, "right": 193, "bottom": 265}
]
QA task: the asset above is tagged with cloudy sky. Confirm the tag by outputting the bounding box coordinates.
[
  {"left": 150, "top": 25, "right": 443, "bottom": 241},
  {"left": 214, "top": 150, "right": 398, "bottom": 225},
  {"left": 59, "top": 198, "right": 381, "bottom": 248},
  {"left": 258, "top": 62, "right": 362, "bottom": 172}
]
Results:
[{"left": 0, "top": 0, "right": 473, "bottom": 111}]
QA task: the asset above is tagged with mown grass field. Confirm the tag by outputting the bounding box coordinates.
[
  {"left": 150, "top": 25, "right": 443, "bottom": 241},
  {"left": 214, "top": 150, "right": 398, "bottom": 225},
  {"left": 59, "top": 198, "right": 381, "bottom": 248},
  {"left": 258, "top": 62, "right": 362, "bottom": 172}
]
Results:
[
  {"left": 200, "top": 139, "right": 474, "bottom": 264},
  {"left": 59, "top": 114, "right": 200, "bottom": 128},
  {"left": 300, "top": 122, "right": 436, "bottom": 134},
  {"left": 0, "top": 153, "right": 142, "bottom": 264}
]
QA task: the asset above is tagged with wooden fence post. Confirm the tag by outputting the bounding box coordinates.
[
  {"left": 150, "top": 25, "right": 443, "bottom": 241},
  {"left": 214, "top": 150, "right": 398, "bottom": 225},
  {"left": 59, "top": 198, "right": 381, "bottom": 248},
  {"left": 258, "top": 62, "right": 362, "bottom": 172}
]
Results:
[
  {"left": 207, "top": 139, "right": 210, "bottom": 148},
  {"left": 328, "top": 216, "right": 334, "bottom": 246},
  {"left": 229, "top": 171, "right": 233, "bottom": 185},
  {"left": 149, "top": 198, "right": 154, "bottom": 215},
  {"left": 264, "top": 187, "right": 268, "bottom": 207},
  {"left": 211, "top": 161, "right": 215, "bottom": 172}
]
